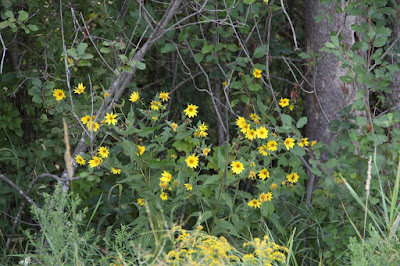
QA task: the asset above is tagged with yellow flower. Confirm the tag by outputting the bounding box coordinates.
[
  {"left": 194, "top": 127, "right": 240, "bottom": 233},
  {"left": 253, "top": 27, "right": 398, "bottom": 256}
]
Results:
[
  {"left": 184, "top": 104, "right": 198, "bottom": 118},
  {"left": 159, "top": 182, "right": 167, "bottom": 189},
  {"left": 160, "top": 171, "right": 172, "bottom": 183},
  {"left": 199, "top": 122, "right": 208, "bottom": 131},
  {"left": 241, "top": 123, "right": 251, "bottom": 134},
  {"left": 111, "top": 167, "right": 121, "bottom": 174},
  {"left": 250, "top": 113, "right": 260, "bottom": 122},
  {"left": 171, "top": 122, "right": 178, "bottom": 132},
  {"left": 284, "top": 137, "right": 295, "bottom": 150},
  {"left": 81, "top": 115, "right": 91, "bottom": 125},
  {"left": 160, "top": 192, "right": 168, "bottom": 201},
  {"left": 87, "top": 121, "right": 99, "bottom": 132},
  {"left": 279, "top": 98, "right": 289, "bottom": 108},
  {"left": 270, "top": 183, "right": 277, "bottom": 189},
  {"left": 311, "top": 140, "right": 317, "bottom": 146},
  {"left": 298, "top": 138, "right": 310, "bottom": 147},
  {"left": 248, "top": 170, "right": 256, "bottom": 180},
  {"left": 267, "top": 140, "right": 278, "bottom": 151},
  {"left": 236, "top": 116, "right": 247, "bottom": 128},
  {"left": 75, "top": 154, "right": 86, "bottom": 166},
  {"left": 223, "top": 81, "right": 228, "bottom": 87},
  {"left": 98, "top": 146, "right": 109, "bottom": 158},
  {"left": 137, "top": 145, "right": 145, "bottom": 155},
  {"left": 256, "top": 126, "right": 268, "bottom": 139},
  {"left": 231, "top": 161, "right": 244, "bottom": 174},
  {"left": 104, "top": 92, "right": 110, "bottom": 98},
  {"left": 258, "top": 145, "right": 270, "bottom": 156},
  {"left": 184, "top": 183, "right": 193, "bottom": 191},
  {"left": 129, "top": 91, "right": 139, "bottom": 102},
  {"left": 159, "top": 92, "right": 170, "bottom": 102},
  {"left": 248, "top": 199, "right": 261, "bottom": 208},
  {"left": 89, "top": 156, "right": 102, "bottom": 168},
  {"left": 259, "top": 192, "right": 273, "bottom": 202},
  {"left": 258, "top": 168, "right": 270, "bottom": 180},
  {"left": 185, "top": 154, "right": 199, "bottom": 168},
  {"left": 263, "top": 0, "right": 269, "bottom": 3},
  {"left": 246, "top": 129, "right": 257, "bottom": 140},
  {"left": 137, "top": 198, "right": 145, "bottom": 206},
  {"left": 73, "top": 83, "right": 85, "bottom": 94},
  {"left": 199, "top": 131, "right": 208, "bottom": 137},
  {"left": 250, "top": 162, "right": 256, "bottom": 167},
  {"left": 53, "top": 89, "right": 66, "bottom": 101},
  {"left": 286, "top": 173, "right": 299, "bottom": 183},
  {"left": 150, "top": 100, "right": 162, "bottom": 110},
  {"left": 289, "top": 104, "right": 294, "bottom": 111},
  {"left": 104, "top": 112, "right": 117, "bottom": 126},
  {"left": 203, "top": 148, "right": 211, "bottom": 156},
  {"left": 253, "top": 68, "right": 262, "bottom": 78},
  {"left": 152, "top": 116, "right": 158, "bottom": 121}
]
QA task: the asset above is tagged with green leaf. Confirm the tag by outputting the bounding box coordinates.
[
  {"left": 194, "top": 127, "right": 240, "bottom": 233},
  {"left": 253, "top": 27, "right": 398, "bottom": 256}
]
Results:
[
  {"left": 0, "top": 21, "right": 10, "bottom": 29},
  {"left": 77, "top": 60, "right": 91, "bottom": 67},
  {"left": 253, "top": 45, "right": 267, "bottom": 58},
  {"left": 77, "top": 43, "right": 88, "bottom": 56},
  {"left": 5, "top": 10, "right": 14, "bottom": 18},
  {"left": 17, "top": 10, "right": 28, "bottom": 21},
  {"left": 161, "top": 43, "right": 176, "bottom": 53},
  {"left": 325, "top": 42, "right": 336, "bottom": 49},
  {"left": 339, "top": 75, "right": 354, "bottom": 83},
  {"left": 373, "top": 37, "right": 386, "bottom": 48},
  {"left": 221, "top": 192, "right": 233, "bottom": 210},
  {"left": 261, "top": 202, "right": 274, "bottom": 218},
  {"left": 27, "top": 24, "right": 38, "bottom": 31},
  {"left": 248, "top": 83, "right": 262, "bottom": 92},
  {"left": 243, "top": 0, "right": 256, "bottom": 4},
  {"left": 290, "top": 145, "right": 305, "bottom": 157},
  {"left": 330, "top": 35, "right": 340, "bottom": 46},
  {"left": 217, "top": 146, "right": 227, "bottom": 171},
  {"left": 201, "top": 43, "right": 214, "bottom": 54},
  {"left": 178, "top": 30, "right": 189, "bottom": 42},
  {"left": 296, "top": 117, "right": 307, "bottom": 128},
  {"left": 81, "top": 53, "right": 94, "bottom": 60},
  {"left": 281, "top": 114, "right": 293, "bottom": 126},
  {"left": 194, "top": 53, "right": 204, "bottom": 63},
  {"left": 130, "top": 60, "right": 146, "bottom": 70},
  {"left": 100, "top": 47, "right": 110, "bottom": 53}
]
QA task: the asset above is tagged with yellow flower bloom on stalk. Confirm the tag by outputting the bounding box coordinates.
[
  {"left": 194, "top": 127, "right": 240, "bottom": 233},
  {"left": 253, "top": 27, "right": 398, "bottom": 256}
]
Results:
[
  {"left": 184, "top": 104, "right": 198, "bottom": 118},
  {"left": 246, "top": 129, "right": 257, "bottom": 140},
  {"left": 89, "top": 156, "right": 102, "bottom": 168},
  {"left": 184, "top": 183, "right": 193, "bottom": 191},
  {"left": 104, "top": 92, "right": 110, "bottom": 98},
  {"left": 311, "top": 140, "right": 317, "bottom": 146},
  {"left": 248, "top": 199, "right": 261, "bottom": 208},
  {"left": 298, "top": 138, "right": 310, "bottom": 147},
  {"left": 284, "top": 137, "right": 295, "bottom": 150},
  {"left": 104, "top": 112, "right": 117, "bottom": 125},
  {"left": 270, "top": 183, "right": 277, "bottom": 189},
  {"left": 160, "top": 192, "right": 168, "bottom": 201},
  {"left": 129, "top": 91, "right": 139, "bottom": 102},
  {"left": 258, "top": 145, "right": 270, "bottom": 156},
  {"left": 253, "top": 68, "right": 262, "bottom": 79},
  {"left": 259, "top": 192, "right": 273, "bottom": 202},
  {"left": 152, "top": 116, "right": 158, "bottom": 121},
  {"left": 159, "top": 182, "right": 167, "bottom": 189},
  {"left": 279, "top": 98, "right": 290, "bottom": 108},
  {"left": 111, "top": 167, "right": 121, "bottom": 174},
  {"left": 203, "top": 148, "right": 211, "bottom": 156},
  {"left": 158, "top": 92, "right": 170, "bottom": 102},
  {"left": 289, "top": 104, "right": 294, "bottom": 111},
  {"left": 185, "top": 154, "right": 199, "bottom": 168},
  {"left": 81, "top": 115, "right": 91, "bottom": 125},
  {"left": 250, "top": 113, "right": 260, "bottom": 122},
  {"left": 248, "top": 170, "right": 256, "bottom": 180},
  {"left": 98, "top": 146, "right": 109, "bottom": 158},
  {"left": 250, "top": 162, "right": 256, "bottom": 167},
  {"left": 53, "top": 89, "right": 65, "bottom": 101},
  {"left": 267, "top": 140, "right": 278, "bottom": 151},
  {"left": 263, "top": 0, "right": 269, "bottom": 4},
  {"left": 150, "top": 100, "right": 162, "bottom": 110},
  {"left": 137, "top": 198, "right": 145, "bottom": 206},
  {"left": 199, "top": 131, "right": 208, "bottom": 137},
  {"left": 75, "top": 154, "right": 86, "bottom": 165},
  {"left": 256, "top": 126, "right": 268, "bottom": 139},
  {"left": 160, "top": 171, "right": 172, "bottom": 183},
  {"left": 231, "top": 161, "right": 244, "bottom": 174},
  {"left": 73, "top": 83, "right": 85, "bottom": 94},
  {"left": 258, "top": 168, "right": 270, "bottom": 180},
  {"left": 286, "top": 172, "right": 300, "bottom": 183},
  {"left": 241, "top": 123, "right": 251, "bottom": 134},
  {"left": 87, "top": 121, "right": 99, "bottom": 132},
  {"left": 199, "top": 122, "right": 208, "bottom": 131},
  {"left": 223, "top": 81, "right": 228, "bottom": 87},
  {"left": 171, "top": 122, "right": 178, "bottom": 132},
  {"left": 236, "top": 116, "right": 247, "bottom": 128},
  {"left": 137, "top": 145, "right": 145, "bottom": 156}
]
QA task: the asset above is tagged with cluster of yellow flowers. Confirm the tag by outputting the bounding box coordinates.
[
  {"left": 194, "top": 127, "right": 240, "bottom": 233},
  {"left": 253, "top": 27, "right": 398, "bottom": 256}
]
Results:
[{"left": 166, "top": 226, "right": 287, "bottom": 265}]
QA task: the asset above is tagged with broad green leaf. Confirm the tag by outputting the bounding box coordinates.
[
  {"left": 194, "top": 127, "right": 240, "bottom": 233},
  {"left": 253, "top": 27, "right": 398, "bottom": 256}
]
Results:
[
  {"left": 5, "top": 10, "right": 14, "bottom": 18},
  {"left": 201, "top": 43, "right": 214, "bottom": 54},
  {"left": 244, "top": 0, "right": 256, "bottom": 4},
  {"left": 296, "top": 117, "right": 307, "bottom": 128},
  {"left": 281, "top": 114, "right": 293, "bottom": 126},
  {"left": 253, "top": 45, "right": 267, "bottom": 58},
  {"left": 194, "top": 53, "right": 204, "bottom": 63},
  {"left": 77, "top": 43, "right": 88, "bottom": 55},
  {"left": 27, "top": 24, "right": 38, "bottom": 31},
  {"left": 373, "top": 37, "right": 386, "bottom": 48},
  {"left": 17, "top": 10, "right": 28, "bottom": 21},
  {"left": 161, "top": 43, "right": 176, "bottom": 53}
]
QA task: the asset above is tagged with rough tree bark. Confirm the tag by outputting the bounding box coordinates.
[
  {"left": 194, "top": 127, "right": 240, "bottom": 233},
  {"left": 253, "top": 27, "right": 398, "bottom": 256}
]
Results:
[{"left": 304, "top": 0, "right": 361, "bottom": 206}]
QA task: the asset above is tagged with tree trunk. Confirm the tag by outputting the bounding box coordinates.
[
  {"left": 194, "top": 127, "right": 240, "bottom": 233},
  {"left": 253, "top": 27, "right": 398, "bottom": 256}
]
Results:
[{"left": 304, "top": 0, "right": 361, "bottom": 205}]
